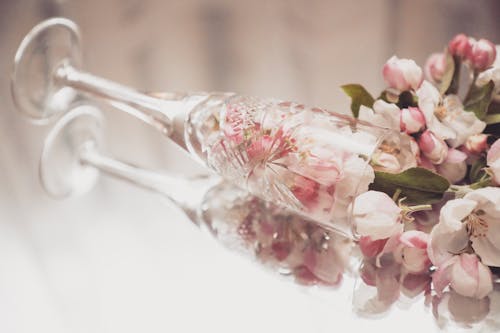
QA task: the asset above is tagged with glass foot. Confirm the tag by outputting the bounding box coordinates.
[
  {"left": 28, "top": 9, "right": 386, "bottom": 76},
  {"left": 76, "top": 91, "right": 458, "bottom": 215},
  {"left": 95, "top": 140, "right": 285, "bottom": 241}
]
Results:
[
  {"left": 12, "top": 17, "right": 82, "bottom": 123},
  {"left": 40, "top": 104, "right": 103, "bottom": 198}
]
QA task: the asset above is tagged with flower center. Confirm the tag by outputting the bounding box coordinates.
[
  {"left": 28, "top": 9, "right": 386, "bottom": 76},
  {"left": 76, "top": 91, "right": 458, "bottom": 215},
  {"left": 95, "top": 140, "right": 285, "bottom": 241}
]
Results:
[
  {"left": 465, "top": 209, "right": 488, "bottom": 238},
  {"left": 434, "top": 105, "right": 447, "bottom": 121},
  {"left": 379, "top": 141, "right": 400, "bottom": 155}
]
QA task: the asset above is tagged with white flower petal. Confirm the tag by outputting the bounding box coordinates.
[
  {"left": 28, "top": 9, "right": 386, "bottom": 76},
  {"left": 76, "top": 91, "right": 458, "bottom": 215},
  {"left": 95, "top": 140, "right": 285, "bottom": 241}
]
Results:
[
  {"left": 428, "top": 222, "right": 469, "bottom": 266},
  {"left": 439, "top": 198, "right": 477, "bottom": 231},
  {"left": 471, "top": 236, "right": 500, "bottom": 267}
]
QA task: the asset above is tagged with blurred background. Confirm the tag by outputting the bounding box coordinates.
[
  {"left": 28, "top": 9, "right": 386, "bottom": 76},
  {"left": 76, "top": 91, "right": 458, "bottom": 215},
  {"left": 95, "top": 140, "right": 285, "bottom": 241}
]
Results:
[{"left": 0, "top": 1, "right": 499, "bottom": 332}]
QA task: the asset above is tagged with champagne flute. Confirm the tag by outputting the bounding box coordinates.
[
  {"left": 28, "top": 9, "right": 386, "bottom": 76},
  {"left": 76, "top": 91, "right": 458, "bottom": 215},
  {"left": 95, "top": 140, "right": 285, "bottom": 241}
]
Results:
[
  {"left": 12, "top": 18, "right": 412, "bottom": 238},
  {"left": 41, "top": 103, "right": 354, "bottom": 285}
]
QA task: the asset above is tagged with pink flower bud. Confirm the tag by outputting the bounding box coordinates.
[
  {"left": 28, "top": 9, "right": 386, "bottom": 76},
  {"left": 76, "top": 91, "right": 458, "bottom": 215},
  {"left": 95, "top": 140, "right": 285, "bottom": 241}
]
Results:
[
  {"left": 448, "top": 33, "right": 472, "bottom": 59},
  {"left": 383, "top": 56, "right": 424, "bottom": 92},
  {"left": 394, "top": 231, "right": 431, "bottom": 274},
  {"left": 451, "top": 254, "right": 493, "bottom": 299},
  {"left": 465, "top": 134, "right": 488, "bottom": 154},
  {"left": 432, "top": 253, "right": 493, "bottom": 299},
  {"left": 400, "top": 107, "right": 426, "bottom": 134},
  {"left": 424, "top": 53, "right": 447, "bottom": 83},
  {"left": 353, "top": 191, "right": 403, "bottom": 240},
  {"left": 468, "top": 39, "right": 497, "bottom": 71},
  {"left": 436, "top": 148, "right": 467, "bottom": 184},
  {"left": 418, "top": 130, "right": 448, "bottom": 164}
]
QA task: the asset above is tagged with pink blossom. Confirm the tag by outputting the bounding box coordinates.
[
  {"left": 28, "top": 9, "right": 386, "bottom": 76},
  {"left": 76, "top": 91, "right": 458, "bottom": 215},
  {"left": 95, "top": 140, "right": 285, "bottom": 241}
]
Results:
[
  {"left": 416, "top": 82, "right": 486, "bottom": 147},
  {"left": 393, "top": 231, "right": 431, "bottom": 274},
  {"left": 433, "top": 253, "right": 493, "bottom": 299},
  {"left": 418, "top": 130, "right": 448, "bottom": 164},
  {"left": 428, "top": 188, "right": 500, "bottom": 268},
  {"left": 448, "top": 34, "right": 472, "bottom": 59},
  {"left": 246, "top": 135, "right": 273, "bottom": 160},
  {"left": 465, "top": 134, "right": 489, "bottom": 155},
  {"left": 289, "top": 153, "right": 343, "bottom": 187},
  {"left": 468, "top": 39, "right": 497, "bottom": 71},
  {"left": 424, "top": 53, "right": 447, "bottom": 83},
  {"left": 291, "top": 175, "right": 320, "bottom": 210},
  {"left": 382, "top": 56, "right": 424, "bottom": 92},
  {"left": 436, "top": 148, "right": 468, "bottom": 184},
  {"left": 400, "top": 107, "right": 426, "bottom": 134},
  {"left": 487, "top": 139, "right": 500, "bottom": 185},
  {"left": 353, "top": 191, "right": 403, "bottom": 240}
]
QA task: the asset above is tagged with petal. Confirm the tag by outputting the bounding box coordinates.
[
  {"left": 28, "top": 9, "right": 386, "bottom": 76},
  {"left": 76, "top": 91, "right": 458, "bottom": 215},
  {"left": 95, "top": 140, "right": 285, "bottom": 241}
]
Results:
[
  {"left": 450, "top": 254, "right": 480, "bottom": 298},
  {"left": 373, "top": 100, "right": 401, "bottom": 130},
  {"left": 428, "top": 222, "right": 469, "bottom": 266},
  {"left": 432, "top": 256, "right": 457, "bottom": 296},
  {"left": 487, "top": 139, "right": 500, "bottom": 165},
  {"left": 399, "top": 230, "right": 429, "bottom": 249},
  {"left": 464, "top": 187, "right": 500, "bottom": 219},
  {"left": 356, "top": 215, "right": 404, "bottom": 240},
  {"left": 482, "top": 212, "right": 500, "bottom": 252},
  {"left": 440, "top": 198, "right": 477, "bottom": 231},
  {"left": 445, "top": 148, "right": 467, "bottom": 164},
  {"left": 353, "top": 191, "right": 401, "bottom": 217},
  {"left": 471, "top": 236, "right": 500, "bottom": 267},
  {"left": 476, "top": 261, "right": 493, "bottom": 299}
]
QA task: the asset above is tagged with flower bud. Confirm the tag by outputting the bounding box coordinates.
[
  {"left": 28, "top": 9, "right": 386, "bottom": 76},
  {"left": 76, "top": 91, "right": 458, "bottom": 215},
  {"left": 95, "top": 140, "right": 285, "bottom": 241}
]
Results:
[
  {"left": 465, "top": 134, "right": 488, "bottom": 154},
  {"left": 450, "top": 254, "right": 493, "bottom": 299},
  {"left": 436, "top": 149, "right": 467, "bottom": 184},
  {"left": 433, "top": 254, "right": 493, "bottom": 299},
  {"left": 383, "top": 56, "right": 424, "bottom": 92},
  {"left": 353, "top": 191, "right": 403, "bottom": 240},
  {"left": 424, "top": 53, "right": 446, "bottom": 83},
  {"left": 418, "top": 130, "right": 448, "bottom": 165},
  {"left": 468, "top": 39, "right": 497, "bottom": 71},
  {"left": 394, "top": 231, "right": 431, "bottom": 274},
  {"left": 400, "top": 107, "right": 426, "bottom": 134},
  {"left": 448, "top": 34, "right": 472, "bottom": 59}
]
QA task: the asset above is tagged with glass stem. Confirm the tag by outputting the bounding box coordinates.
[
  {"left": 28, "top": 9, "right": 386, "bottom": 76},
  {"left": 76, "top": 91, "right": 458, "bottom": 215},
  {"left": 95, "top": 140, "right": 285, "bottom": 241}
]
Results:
[
  {"left": 54, "top": 62, "right": 202, "bottom": 138},
  {"left": 79, "top": 142, "right": 219, "bottom": 224}
]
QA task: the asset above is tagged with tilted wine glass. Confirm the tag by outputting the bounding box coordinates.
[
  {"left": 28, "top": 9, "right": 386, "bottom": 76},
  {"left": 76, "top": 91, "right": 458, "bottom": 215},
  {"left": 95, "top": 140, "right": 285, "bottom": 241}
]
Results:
[
  {"left": 41, "top": 103, "right": 354, "bottom": 285},
  {"left": 12, "top": 17, "right": 413, "bottom": 238}
]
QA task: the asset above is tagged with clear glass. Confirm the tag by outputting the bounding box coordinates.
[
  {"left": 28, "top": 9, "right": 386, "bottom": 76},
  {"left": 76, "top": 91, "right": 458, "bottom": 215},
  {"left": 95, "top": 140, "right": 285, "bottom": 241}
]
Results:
[
  {"left": 12, "top": 17, "right": 402, "bottom": 237},
  {"left": 40, "top": 104, "right": 354, "bottom": 285}
]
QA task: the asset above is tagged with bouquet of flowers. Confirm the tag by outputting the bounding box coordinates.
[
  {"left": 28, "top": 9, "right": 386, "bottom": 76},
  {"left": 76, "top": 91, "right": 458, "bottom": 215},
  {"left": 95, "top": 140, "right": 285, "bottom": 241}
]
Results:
[{"left": 342, "top": 33, "right": 500, "bottom": 300}]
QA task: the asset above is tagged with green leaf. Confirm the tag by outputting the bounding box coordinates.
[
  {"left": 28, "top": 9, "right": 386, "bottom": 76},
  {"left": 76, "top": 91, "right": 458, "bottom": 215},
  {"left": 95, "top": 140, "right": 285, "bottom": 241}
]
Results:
[
  {"left": 369, "top": 167, "right": 450, "bottom": 205},
  {"left": 341, "top": 84, "right": 375, "bottom": 118},
  {"left": 439, "top": 52, "right": 456, "bottom": 95},
  {"left": 485, "top": 113, "right": 500, "bottom": 125},
  {"left": 445, "top": 55, "right": 461, "bottom": 95},
  {"left": 469, "top": 157, "right": 487, "bottom": 183},
  {"left": 464, "top": 80, "right": 495, "bottom": 120}
]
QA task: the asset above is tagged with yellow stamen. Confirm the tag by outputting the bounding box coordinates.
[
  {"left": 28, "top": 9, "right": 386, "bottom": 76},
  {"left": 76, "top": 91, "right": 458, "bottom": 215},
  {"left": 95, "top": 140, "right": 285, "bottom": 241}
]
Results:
[
  {"left": 434, "top": 105, "right": 447, "bottom": 121},
  {"left": 465, "top": 210, "right": 488, "bottom": 238}
]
